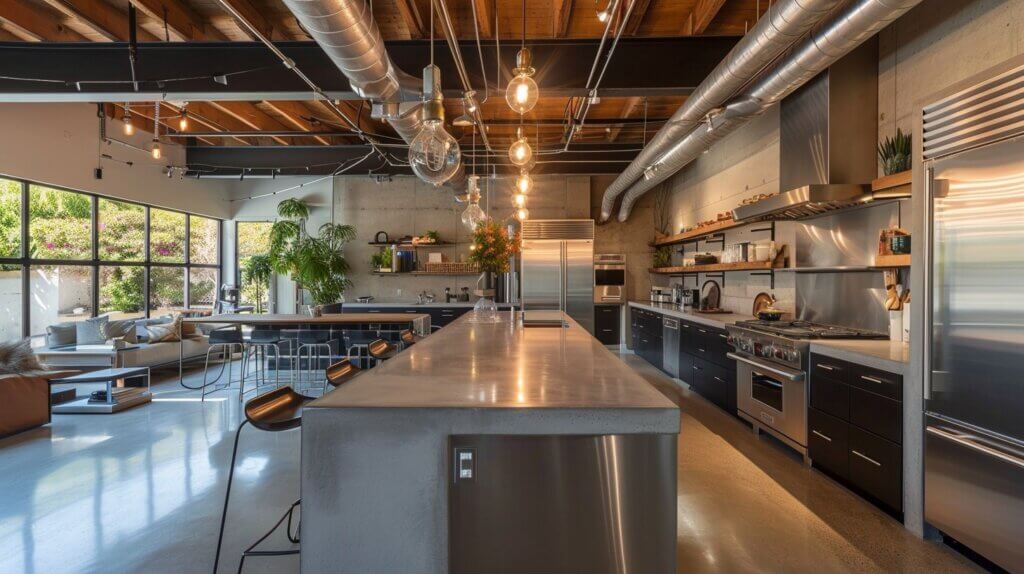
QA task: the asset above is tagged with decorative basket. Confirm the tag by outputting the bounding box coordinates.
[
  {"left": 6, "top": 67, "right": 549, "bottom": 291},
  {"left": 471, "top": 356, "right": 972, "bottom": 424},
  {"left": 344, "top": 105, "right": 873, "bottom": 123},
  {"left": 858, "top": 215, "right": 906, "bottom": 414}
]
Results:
[{"left": 423, "top": 261, "right": 479, "bottom": 274}]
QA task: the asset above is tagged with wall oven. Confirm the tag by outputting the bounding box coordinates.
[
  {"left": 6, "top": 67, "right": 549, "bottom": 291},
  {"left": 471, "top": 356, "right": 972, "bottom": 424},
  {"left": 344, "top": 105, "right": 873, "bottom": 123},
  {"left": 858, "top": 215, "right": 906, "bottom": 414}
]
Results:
[{"left": 594, "top": 254, "right": 626, "bottom": 304}]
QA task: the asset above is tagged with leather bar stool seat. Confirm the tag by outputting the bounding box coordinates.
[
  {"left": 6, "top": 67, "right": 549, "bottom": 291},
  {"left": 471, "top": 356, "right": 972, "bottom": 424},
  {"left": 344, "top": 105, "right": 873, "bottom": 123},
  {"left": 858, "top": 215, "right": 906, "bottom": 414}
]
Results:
[
  {"left": 244, "top": 386, "right": 312, "bottom": 431},
  {"left": 400, "top": 329, "right": 422, "bottom": 346},
  {"left": 324, "top": 359, "right": 361, "bottom": 391},
  {"left": 368, "top": 338, "right": 398, "bottom": 362}
]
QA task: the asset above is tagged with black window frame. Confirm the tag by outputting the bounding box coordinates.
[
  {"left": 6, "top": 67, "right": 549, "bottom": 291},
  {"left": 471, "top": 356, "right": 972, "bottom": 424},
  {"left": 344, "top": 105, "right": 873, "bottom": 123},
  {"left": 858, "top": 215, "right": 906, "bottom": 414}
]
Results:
[{"left": 0, "top": 176, "right": 222, "bottom": 339}]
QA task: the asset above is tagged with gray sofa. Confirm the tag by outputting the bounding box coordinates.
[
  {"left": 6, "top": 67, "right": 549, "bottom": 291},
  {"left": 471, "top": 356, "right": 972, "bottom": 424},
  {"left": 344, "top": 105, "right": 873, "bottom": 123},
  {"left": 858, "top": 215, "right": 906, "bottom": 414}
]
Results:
[{"left": 37, "top": 315, "right": 214, "bottom": 371}]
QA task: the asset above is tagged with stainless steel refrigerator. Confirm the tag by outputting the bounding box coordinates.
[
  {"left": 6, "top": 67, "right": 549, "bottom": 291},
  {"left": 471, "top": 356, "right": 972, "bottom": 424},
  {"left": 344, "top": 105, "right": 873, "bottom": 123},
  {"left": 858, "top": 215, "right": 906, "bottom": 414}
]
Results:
[
  {"left": 925, "top": 132, "right": 1024, "bottom": 571},
  {"left": 520, "top": 219, "right": 595, "bottom": 334}
]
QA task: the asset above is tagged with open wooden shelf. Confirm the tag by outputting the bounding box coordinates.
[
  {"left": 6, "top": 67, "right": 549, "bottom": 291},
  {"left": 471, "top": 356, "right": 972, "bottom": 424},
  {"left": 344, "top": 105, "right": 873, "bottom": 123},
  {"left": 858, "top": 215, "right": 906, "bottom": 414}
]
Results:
[
  {"left": 373, "top": 271, "right": 480, "bottom": 276},
  {"left": 872, "top": 170, "right": 912, "bottom": 195},
  {"left": 649, "top": 245, "right": 787, "bottom": 275},
  {"left": 368, "top": 241, "right": 458, "bottom": 248},
  {"left": 651, "top": 218, "right": 745, "bottom": 247},
  {"left": 873, "top": 254, "right": 911, "bottom": 268}
]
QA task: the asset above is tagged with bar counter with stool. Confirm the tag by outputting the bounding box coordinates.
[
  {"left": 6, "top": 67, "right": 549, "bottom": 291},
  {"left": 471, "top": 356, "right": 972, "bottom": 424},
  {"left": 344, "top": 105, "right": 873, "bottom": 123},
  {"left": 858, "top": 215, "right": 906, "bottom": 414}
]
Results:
[{"left": 300, "top": 310, "right": 680, "bottom": 574}]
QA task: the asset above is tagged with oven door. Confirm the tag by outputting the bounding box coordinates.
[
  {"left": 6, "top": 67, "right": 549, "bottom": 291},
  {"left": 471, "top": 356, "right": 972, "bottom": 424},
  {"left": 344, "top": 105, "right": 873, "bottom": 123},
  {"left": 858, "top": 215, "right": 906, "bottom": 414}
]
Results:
[
  {"left": 594, "top": 265, "right": 625, "bottom": 303},
  {"left": 730, "top": 352, "right": 808, "bottom": 450}
]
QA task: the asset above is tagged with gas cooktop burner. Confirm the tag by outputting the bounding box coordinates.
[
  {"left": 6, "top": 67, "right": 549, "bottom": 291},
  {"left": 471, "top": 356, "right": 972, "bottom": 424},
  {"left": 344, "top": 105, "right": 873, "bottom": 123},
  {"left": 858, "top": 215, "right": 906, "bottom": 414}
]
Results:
[{"left": 734, "top": 320, "right": 887, "bottom": 340}]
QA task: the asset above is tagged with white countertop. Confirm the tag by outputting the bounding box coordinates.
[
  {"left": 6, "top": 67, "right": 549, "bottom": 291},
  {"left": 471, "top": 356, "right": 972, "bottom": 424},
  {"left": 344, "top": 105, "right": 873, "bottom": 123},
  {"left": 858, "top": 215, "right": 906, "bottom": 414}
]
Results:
[
  {"left": 810, "top": 339, "right": 911, "bottom": 374},
  {"left": 627, "top": 300, "right": 754, "bottom": 330}
]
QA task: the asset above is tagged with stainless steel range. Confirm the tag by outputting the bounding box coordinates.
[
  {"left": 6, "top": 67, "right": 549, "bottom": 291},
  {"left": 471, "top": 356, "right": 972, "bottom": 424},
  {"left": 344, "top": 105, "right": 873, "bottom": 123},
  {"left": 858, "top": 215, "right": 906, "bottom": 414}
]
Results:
[{"left": 726, "top": 320, "right": 886, "bottom": 459}]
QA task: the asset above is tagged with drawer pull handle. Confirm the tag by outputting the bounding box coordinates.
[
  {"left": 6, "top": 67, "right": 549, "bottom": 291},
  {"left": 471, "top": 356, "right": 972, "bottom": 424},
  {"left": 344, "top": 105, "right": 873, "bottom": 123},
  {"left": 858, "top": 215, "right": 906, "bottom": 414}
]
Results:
[
  {"left": 713, "top": 376, "right": 724, "bottom": 382},
  {"left": 698, "top": 329, "right": 707, "bottom": 334},
  {"left": 718, "top": 334, "right": 728, "bottom": 339},
  {"left": 697, "top": 348, "right": 705, "bottom": 353},
  {"left": 602, "top": 329, "right": 613, "bottom": 332},
  {"left": 693, "top": 366, "right": 702, "bottom": 371},
  {"left": 860, "top": 375, "right": 885, "bottom": 384},
  {"left": 816, "top": 363, "right": 838, "bottom": 372},
  {"left": 811, "top": 430, "right": 832, "bottom": 443},
  {"left": 851, "top": 450, "right": 882, "bottom": 467}
]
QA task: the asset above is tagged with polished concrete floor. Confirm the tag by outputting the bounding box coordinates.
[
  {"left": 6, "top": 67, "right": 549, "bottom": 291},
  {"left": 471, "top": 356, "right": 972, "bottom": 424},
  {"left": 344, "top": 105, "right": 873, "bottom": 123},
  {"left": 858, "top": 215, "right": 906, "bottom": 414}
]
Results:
[{"left": 0, "top": 356, "right": 979, "bottom": 574}]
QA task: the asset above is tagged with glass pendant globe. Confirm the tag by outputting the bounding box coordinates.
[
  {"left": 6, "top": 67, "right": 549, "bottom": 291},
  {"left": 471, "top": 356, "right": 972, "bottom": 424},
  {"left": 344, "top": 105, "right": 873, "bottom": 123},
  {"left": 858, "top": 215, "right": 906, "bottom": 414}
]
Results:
[
  {"left": 409, "top": 119, "right": 461, "bottom": 186},
  {"left": 461, "top": 202, "right": 487, "bottom": 231},
  {"left": 513, "top": 193, "right": 526, "bottom": 208},
  {"left": 515, "top": 171, "right": 533, "bottom": 194},
  {"left": 516, "top": 207, "right": 530, "bottom": 221},
  {"left": 506, "top": 73, "right": 539, "bottom": 114},
  {"left": 509, "top": 136, "right": 533, "bottom": 167}
]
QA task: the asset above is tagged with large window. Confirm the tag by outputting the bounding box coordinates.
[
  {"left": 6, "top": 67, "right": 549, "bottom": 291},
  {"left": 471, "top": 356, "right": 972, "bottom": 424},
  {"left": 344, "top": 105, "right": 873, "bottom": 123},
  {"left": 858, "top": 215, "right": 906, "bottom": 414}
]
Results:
[
  {"left": 0, "top": 176, "right": 221, "bottom": 340},
  {"left": 236, "top": 221, "right": 274, "bottom": 312}
]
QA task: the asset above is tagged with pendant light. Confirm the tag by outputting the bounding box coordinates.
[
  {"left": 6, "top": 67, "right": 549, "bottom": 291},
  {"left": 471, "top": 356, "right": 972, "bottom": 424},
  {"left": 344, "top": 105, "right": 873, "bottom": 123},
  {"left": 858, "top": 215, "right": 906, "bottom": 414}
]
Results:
[
  {"left": 461, "top": 126, "right": 487, "bottom": 231},
  {"left": 151, "top": 102, "right": 162, "bottom": 160},
  {"left": 509, "top": 127, "right": 532, "bottom": 167},
  {"left": 123, "top": 103, "right": 134, "bottom": 136},
  {"left": 515, "top": 207, "right": 530, "bottom": 221},
  {"left": 409, "top": 2, "right": 461, "bottom": 186},
  {"left": 178, "top": 105, "right": 189, "bottom": 131},
  {"left": 506, "top": 0, "right": 539, "bottom": 115},
  {"left": 515, "top": 170, "right": 533, "bottom": 194}
]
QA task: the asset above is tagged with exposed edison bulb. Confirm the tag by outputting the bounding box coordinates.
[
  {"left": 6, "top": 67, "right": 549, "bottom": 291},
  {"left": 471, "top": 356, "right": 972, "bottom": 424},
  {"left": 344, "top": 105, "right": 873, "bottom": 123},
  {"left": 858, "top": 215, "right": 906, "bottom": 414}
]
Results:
[
  {"left": 506, "top": 48, "right": 539, "bottom": 114},
  {"left": 461, "top": 175, "right": 488, "bottom": 231},
  {"left": 513, "top": 193, "right": 527, "bottom": 208},
  {"left": 506, "top": 74, "right": 539, "bottom": 115},
  {"left": 409, "top": 118, "right": 461, "bottom": 186},
  {"left": 151, "top": 139, "right": 162, "bottom": 160},
  {"left": 178, "top": 110, "right": 188, "bottom": 131},
  {"left": 515, "top": 171, "right": 533, "bottom": 194},
  {"left": 516, "top": 207, "right": 530, "bottom": 221},
  {"left": 124, "top": 113, "right": 134, "bottom": 136},
  {"left": 509, "top": 133, "right": 533, "bottom": 167}
]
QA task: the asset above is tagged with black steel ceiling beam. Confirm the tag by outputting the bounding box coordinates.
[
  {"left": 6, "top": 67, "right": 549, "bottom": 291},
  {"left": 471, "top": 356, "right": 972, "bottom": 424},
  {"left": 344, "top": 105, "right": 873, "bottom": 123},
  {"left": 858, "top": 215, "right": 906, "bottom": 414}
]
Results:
[
  {"left": 186, "top": 143, "right": 640, "bottom": 177},
  {"left": 0, "top": 37, "right": 739, "bottom": 102}
]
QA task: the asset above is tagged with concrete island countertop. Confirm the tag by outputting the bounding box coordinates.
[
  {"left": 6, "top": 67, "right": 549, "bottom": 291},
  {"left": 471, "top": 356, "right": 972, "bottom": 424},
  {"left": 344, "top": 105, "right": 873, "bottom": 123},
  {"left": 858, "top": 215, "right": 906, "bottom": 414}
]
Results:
[
  {"left": 810, "top": 339, "right": 911, "bottom": 375},
  {"left": 300, "top": 311, "right": 679, "bottom": 572},
  {"left": 628, "top": 300, "right": 754, "bottom": 329}
]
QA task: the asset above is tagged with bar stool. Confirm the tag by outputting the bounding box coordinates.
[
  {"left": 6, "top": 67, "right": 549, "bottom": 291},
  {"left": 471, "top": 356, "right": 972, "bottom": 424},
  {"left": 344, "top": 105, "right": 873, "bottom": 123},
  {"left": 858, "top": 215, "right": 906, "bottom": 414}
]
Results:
[
  {"left": 346, "top": 329, "right": 378, "bottom": 370},
  {"left": 244, "top": 328, "right": 285, "bottom": 391},
  {"left": 202, "top": 328, "right": 248, "bottom": 402},
  {"left": 367, "top": 338, "right": 398, "bottom": 365},
  {"left": 323, "top": 358, "right": 361, "bottom": 394},
  {"left": 296, "top": 330, "right": 335, "bottom": 392},
  {"left": 399, "top": 329, "right": 421, "bottom": 347},
  {"left": 213, "top": 386, "right": 313, "bottom": 574}
]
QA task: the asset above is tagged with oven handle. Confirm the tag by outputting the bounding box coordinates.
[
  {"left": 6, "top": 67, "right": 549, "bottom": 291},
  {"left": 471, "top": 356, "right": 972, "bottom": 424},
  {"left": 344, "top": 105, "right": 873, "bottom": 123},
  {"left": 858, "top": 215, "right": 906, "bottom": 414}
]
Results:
[{"left": 728, "top": 352, "right": 805, "bottom": 382}]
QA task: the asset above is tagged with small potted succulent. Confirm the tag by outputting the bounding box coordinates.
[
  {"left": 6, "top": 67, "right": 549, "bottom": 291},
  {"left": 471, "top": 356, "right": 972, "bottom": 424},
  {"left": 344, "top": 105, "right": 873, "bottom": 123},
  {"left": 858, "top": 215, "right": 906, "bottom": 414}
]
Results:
[{"left": 878, "top": 128, "right": 911, "bottom": 175}]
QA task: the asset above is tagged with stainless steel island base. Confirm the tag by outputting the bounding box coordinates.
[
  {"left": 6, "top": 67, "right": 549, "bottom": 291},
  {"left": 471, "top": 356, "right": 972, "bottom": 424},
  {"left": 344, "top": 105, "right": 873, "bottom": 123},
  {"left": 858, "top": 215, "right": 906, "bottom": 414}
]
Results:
[
  {"left": 449, "top": 434, "right": 677, "bottom": 574},
  {"left": 300, "top": 312, "right": 679, "bottom": 573}
]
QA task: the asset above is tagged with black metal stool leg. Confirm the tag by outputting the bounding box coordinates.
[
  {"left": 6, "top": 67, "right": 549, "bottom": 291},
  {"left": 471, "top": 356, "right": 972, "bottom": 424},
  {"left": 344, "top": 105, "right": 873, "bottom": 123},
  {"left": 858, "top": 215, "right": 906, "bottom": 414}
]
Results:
[
  {"left": 213, "top": 419, "right": 248, "bottom": 574},
  {"left": 236, "top": 499, "right": 302, "bottom": 574}
]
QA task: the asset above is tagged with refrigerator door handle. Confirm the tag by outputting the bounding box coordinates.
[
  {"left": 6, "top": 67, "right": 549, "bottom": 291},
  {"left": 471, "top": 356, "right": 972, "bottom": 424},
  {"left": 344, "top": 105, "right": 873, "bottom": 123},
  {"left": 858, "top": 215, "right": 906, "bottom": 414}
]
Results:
[
  {"left": 927, "top": 426, "right": 1024, "bottom": 470},
  {"left": 923, "top": 166, "right": 935, "bottom": 401}
]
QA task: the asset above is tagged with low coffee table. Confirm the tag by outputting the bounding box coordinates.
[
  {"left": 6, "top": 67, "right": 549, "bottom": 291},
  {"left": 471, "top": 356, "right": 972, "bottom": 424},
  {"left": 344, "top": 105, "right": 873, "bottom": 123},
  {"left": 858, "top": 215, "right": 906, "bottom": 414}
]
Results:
[{"left": 49, "top": 367, "right": 152, "bottom": 414}]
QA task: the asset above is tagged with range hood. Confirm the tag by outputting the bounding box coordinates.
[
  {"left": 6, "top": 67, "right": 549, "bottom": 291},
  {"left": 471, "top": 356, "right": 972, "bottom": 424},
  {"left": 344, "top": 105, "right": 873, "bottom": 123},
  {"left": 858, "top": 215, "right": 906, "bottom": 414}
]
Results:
[
  {"left": 732, "top": 184, "right": 871, "bottom": 222},
  {"left": 732, "top": 41, "right": 895, "bottom": 223}
]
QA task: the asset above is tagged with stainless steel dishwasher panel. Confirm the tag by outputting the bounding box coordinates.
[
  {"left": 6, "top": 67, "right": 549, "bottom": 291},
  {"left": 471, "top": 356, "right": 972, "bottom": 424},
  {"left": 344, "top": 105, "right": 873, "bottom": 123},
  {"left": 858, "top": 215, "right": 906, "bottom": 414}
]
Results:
[
  {"left": 662, "top": 317, "right": 680, "bottom": 378},
  {"left": 448, "top": 434, "right": 677, "bottom": 574}
]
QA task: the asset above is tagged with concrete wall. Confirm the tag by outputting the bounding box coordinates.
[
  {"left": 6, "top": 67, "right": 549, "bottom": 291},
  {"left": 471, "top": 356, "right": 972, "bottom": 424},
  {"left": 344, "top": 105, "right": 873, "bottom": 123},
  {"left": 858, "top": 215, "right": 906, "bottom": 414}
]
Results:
[
  {"left": 591, "top": 176, "right": 659, "bottom": 302},
  {"left": 0, "top": 103, "right": 231, "bottom": 219},
  {"left": 336, "top": 175, "right": 589, "bottom": 302}
]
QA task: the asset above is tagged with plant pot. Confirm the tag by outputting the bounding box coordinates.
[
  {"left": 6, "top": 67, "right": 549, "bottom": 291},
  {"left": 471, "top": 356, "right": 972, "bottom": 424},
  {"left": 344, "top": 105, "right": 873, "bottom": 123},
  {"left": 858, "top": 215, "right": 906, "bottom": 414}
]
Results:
[{"left": 480, "top": 271, "right": 495, "bottom": 291}]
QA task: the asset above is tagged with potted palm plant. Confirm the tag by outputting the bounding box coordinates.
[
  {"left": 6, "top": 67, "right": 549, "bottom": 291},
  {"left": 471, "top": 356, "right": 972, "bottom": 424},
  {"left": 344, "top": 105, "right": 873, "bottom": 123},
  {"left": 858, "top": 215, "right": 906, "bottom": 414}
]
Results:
[{"left": 268, "top": 198, "right": 356, "bottom": 314}]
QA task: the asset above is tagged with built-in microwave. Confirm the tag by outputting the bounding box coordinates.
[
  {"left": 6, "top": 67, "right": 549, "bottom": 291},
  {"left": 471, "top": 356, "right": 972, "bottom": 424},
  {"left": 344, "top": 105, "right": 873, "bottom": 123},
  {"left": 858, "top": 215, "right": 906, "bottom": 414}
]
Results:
[{"left": 594, "top": 254, "right": 626, "bottom": 303}]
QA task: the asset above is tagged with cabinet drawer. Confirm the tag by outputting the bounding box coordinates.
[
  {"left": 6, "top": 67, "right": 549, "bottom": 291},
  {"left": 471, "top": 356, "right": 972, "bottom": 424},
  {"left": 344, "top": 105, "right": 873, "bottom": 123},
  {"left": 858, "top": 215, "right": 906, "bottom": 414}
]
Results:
[
  {"left": 677, "top": 351, "right": 694, "bottom": 386},
  {"left": 848, "top": 426, "right": 902, "bottom": 512},
  {"left": 708, "top": 362, "right": 736, "bottom": 413},
  {"left": 809, "top": 407, "right": 849, "bottom": 480},
  {"left": 810, "top": 375, "right": 850, "bottom": 420},
  {"left": 849, "top": 387, "right": 902, "bottom": 444},
  {"left": 849, "top": 366, "right": 902, "bottom": 401},
  {"left": 707, "top": 328, "right": 733, "bottom": 367},
  {"left": 812, "top": 359, "right": 848, "bottom": 383}
]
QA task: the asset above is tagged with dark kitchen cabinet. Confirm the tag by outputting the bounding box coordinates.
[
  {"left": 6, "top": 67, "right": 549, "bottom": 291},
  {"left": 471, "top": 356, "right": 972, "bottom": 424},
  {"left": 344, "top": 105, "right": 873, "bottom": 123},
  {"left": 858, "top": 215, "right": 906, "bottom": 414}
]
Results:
[
  {"left": 343, "top": 306, "right": 470, "bottom": 329},
  {"left": 808, "top": 353, "right": 903, "bottom": 516},
  {"left": 594, "top": 305, "right": 622, "bottom": 345}
]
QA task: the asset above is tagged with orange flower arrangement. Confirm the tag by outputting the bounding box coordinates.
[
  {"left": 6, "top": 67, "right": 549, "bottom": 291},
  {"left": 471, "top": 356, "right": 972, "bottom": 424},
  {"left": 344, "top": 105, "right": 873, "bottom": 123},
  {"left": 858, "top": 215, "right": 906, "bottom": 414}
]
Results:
[{"left": 468, "top": 219, "right": 520, "bottom": 273}]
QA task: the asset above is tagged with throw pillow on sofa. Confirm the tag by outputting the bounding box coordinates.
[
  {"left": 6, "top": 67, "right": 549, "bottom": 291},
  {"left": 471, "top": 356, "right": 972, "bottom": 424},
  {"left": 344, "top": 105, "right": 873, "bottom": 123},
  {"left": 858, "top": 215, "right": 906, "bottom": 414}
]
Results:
[
  {"left": 104, "top": 318, "right": 136, "bottom": 340},
  {"left": 45, "top": 322, "right": 77, "bottom": 348},
  {"left": 0, "top": 339, "right": 44, "bottom": 374},
  {"left": 76, "top": 316, "right": 109, "bottom": 345},
  {"left": 146, "top": 316, "right": 182, "bottom": 343}
]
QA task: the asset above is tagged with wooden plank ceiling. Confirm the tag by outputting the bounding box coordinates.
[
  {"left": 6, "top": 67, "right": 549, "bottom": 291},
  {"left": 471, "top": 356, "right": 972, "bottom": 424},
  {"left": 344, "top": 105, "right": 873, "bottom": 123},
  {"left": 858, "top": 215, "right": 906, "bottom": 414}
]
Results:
[{"left": 0, "top": 0, "right": 763, "bottom": 148}]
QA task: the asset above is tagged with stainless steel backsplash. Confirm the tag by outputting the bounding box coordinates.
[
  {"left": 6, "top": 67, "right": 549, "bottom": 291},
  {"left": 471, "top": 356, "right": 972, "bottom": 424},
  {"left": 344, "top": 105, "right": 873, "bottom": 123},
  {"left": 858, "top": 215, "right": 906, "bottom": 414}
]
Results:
[{"left": 794, "top": 199, "right": 909, "bottom": 332}]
